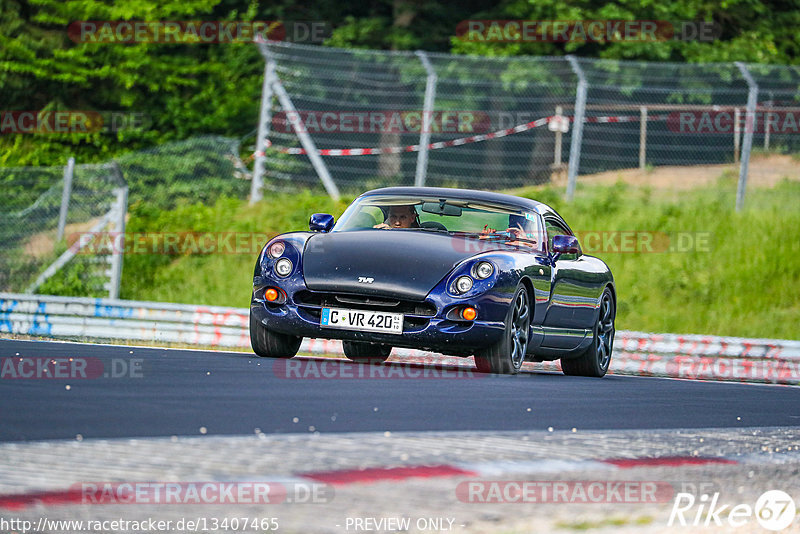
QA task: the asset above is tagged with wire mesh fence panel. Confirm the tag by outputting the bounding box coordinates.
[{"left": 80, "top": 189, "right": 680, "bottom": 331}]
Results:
[
  {"left": 0, "top": 136, "right": 251, "bottom": 295},
  {"left": 0, "top": 163, "right": 119, "bottom": 293},
  {"left": 0, "top": 166, "right": 64, "bottom": 292},
  {"left": 262, "top": 42, "right": 579, "bottom": 193},
  {"left": 116, "top": 135, "right": 250, "bottom": 210},
  {"left": 67, "top": 163, "right": 124, "bottom": 225},
  {"left": 577, "top": 59, "right": 750, "bottom": 173},
  {"left": 741, "top": 64, "right": 800, "bottom": 202},
  {"left": 264, "top": 43, "right": 428, "bottom": 193},
  {"left": 257, "top": 42, "right": 799, "bottom": 206},
  {"left": 424, "top": 53, "right": 577, "bottom": 190},
  {"left": 747, "top": 63, "right": 800, "bottom": 154}
]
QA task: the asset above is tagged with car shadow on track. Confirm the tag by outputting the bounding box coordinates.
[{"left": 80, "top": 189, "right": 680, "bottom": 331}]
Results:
[{"left": 233, "top": 353, "right": 602, "bottom": 381}]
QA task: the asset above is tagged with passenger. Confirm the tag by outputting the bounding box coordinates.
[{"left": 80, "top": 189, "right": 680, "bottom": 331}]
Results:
[
  {"left": 506, "top": 214, "right": 533, "bottom": 240},
  {"left": 374, "top": 205, "right": 419, "bottom": 229},
  {"left": 480, "top": 214, "right": 538, "bottom": 249},
  {"left": 507, "top": 214, "right": 540, "bottom": 249}
]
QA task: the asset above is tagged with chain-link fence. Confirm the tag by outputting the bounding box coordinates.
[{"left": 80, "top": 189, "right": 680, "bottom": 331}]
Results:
[
  {"left": 1, "top": 136, "right": 251, "bottom": 296},
  {"left": 253, "top": 41, "right": 800, "bottom": 207},
  {"left": 0, "top": 162, "right": 123, "bottom": 294},
  {"left": 117, "top": 136, "right": 251, "bottom": 210},
  {"left": 4, "top": 45, "right": 799, "bottom": 299}
]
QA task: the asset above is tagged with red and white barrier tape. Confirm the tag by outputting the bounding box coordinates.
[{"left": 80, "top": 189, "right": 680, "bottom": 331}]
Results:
[{"left": 255, "top": 113, "right": 670, "bottom": 158}]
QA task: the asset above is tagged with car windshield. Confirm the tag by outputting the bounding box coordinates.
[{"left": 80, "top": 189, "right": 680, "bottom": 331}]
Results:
[{"left": 333, "top": 194, "right": 544, "bottom": 250}]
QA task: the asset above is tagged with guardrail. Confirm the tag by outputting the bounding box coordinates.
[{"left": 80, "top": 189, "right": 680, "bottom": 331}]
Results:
[{"left": 2, "top": 292, "right": 798, "bottom": 385}]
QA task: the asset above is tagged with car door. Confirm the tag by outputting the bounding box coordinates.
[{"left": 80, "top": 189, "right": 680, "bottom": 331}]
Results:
[
  {"left": 520, "top": 212, "right": 552, "bottom": 354},
  {"left": 541, "top": 217, "right": 598, "bottom": 349}
]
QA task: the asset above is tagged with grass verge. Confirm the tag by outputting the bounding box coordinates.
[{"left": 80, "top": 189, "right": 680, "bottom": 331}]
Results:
[{"left": 39, "top": 179, "right": 800, "bottom": 340}]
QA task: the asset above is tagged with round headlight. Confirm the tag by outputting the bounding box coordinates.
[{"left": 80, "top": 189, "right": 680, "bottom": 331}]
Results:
[
  {"left": 455, "top": 275, "right": 473, "bottom": 294},
  {"left": 268, "top": 241, "right": 285, "bottom": 258},
  {"left": 474, "top": 261, "right": 494, "bottom": 279},
  {"left": 275, "top": 258, "right": 293, "bottom": 277}
]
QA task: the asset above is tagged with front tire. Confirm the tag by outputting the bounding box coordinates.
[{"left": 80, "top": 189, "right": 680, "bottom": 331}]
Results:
[
  {"left": 342, "top": 341, "right": 392, "bottom": 363},
  {"left": 250, "top": 311, "right": 302, "bottom": 358},
  {"left": 561, "top": 287, "right": 615, "bottom": 377},
  {"left": 474, "top": 284, "right": 531, "bottom": 374}
]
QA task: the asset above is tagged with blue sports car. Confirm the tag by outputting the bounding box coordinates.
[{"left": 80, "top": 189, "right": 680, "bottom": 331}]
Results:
[{"left": 250, "top": 187, "right": 616, "bottom": 376}]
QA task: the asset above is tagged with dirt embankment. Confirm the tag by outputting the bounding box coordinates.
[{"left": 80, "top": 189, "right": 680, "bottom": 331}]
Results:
[{"left": 567, "top": 153, "right": 799, "bottom": 190}]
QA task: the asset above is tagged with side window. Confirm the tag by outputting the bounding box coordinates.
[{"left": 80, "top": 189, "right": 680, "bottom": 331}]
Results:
[
  {"left": 521, "top": 212, "right": 546, "bottom": 253},
  {"left": 504, "top": 211, "right": 545, "bottom": 253},
  {"left": 350, "top": 206, "right": 383, "bottom": 228},
  {"left": 545, "top": 219, "right": 579, "bottom": 259}
]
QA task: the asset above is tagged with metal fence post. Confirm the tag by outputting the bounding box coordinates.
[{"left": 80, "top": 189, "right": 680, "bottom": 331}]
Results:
[
  {"left": 734, "top": 107, "right": 741, "bottom": 163},
  {"left": 250, "top": 59, "right": 276, "bottom": 205},
  {"left": 553, "top": 105, "right": 563, "bottom": 165},
  {"left": 735, "top": 62, "right": 759, "bottom": 212},
  {"left": 56, "top": 157, "right": 75, "bottom": 241},
  {"left": 639, "top": 106, "right": 647, "bottom": 170},
  {"left": 566, "top": 56, "right": 587, "bottom": 201},
  {"left": 107, "top": 185, "right": 128, "bottom": 299},
  {"left": 256, "top": 41, "right": 340, "bottom": 201},
  {"left": 415, "top": 51, "right": 437, "bottom": 188},
  {"left": 764, "top": 91, "right": 773, "bottom": 151}
]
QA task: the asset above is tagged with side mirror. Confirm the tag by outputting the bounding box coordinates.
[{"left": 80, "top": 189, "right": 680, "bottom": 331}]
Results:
[
  {"left": 552, "top": 234, "right": 579, "bottom": 254},
  {"left": 309, "top": 213, "right": 334, "bottom": 233}
]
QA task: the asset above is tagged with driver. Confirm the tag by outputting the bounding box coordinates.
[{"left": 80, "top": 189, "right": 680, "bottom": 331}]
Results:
[{"left": 373, "top": 205, "right": 419, "bottom": 229}]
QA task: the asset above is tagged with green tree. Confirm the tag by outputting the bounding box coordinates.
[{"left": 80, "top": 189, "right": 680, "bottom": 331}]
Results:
[
  {"left": 0, "top": 0, "right": 264, "bottom": 165},
  {"left": 449, "top": 0, "right": 799, "bottom": 64}
]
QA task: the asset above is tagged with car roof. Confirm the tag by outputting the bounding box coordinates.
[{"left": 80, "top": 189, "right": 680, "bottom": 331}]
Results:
[{"left": 359, "top": 186, "right": 557, "bottom": 216}]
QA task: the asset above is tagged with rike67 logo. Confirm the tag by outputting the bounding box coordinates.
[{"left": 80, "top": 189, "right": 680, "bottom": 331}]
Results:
[{"left": 669, "top": 490, "right": 796, "bottom": 531}]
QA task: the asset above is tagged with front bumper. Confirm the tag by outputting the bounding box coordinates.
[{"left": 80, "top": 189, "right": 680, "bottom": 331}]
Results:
[{"left": 250, "top": 296, "right": 506, "bottom": 355}]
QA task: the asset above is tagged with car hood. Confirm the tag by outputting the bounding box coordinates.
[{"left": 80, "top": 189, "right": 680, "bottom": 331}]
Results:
[{"left": 302, "top": 230, "right": 499, "bottom": 300}]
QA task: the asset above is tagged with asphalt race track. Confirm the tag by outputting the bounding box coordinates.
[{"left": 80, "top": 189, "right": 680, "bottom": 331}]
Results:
[{"left": 2, "top": 338, "right": 799, "bottom": 442}]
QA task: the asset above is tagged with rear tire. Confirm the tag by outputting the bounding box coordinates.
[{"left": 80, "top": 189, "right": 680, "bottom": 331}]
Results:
[
  {"left": 342, "top": 341, "right": 392, "bottom": 363},
  {"left": 250, "top": 311, "right": 302, "bottom": 358},
  {"left": 561, "top": 287, "right": 615, "bottom": 377},
  {"left": 474, "top": 284, "right": 530, "bottom": 374}
]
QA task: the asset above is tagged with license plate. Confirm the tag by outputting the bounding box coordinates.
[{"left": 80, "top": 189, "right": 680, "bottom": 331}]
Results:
[{"left": 320, "top": 307, "right": 403, "bottom": 334}]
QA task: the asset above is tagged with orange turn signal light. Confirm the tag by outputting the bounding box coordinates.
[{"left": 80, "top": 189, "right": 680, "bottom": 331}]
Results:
[
  {"left": 461, "top": 307, "right": 477, "bottom": 321},
  {"left": 265, "top": 288, "right": 279, "bottom": 302}
]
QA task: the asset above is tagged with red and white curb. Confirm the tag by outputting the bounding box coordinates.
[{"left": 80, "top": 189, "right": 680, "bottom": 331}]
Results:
[
  {"left": 299, "top": 456, "right": 740, "bottom": 486},
  {"left": 0, "top": 454, "right": 783, "bottom": 509}
]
